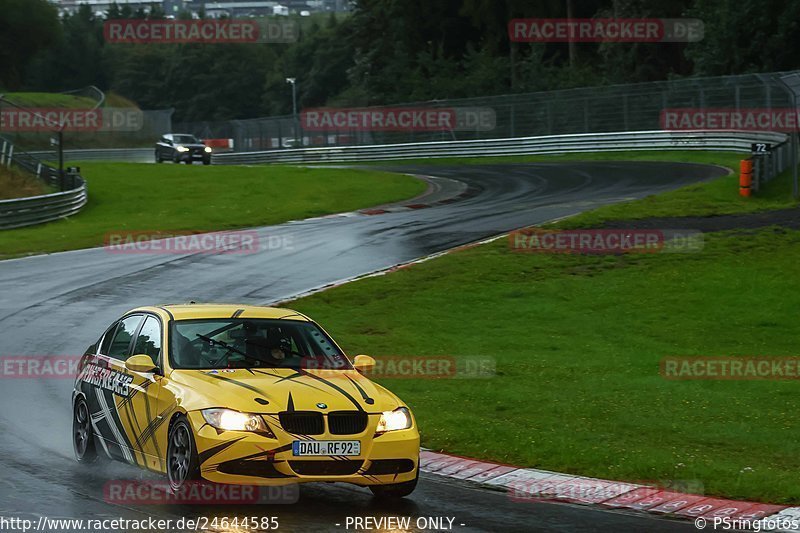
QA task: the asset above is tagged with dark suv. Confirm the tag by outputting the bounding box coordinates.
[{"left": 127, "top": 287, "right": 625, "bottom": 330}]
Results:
[{"left": 155, "top": 133, "right": 211, "bottom": 165}]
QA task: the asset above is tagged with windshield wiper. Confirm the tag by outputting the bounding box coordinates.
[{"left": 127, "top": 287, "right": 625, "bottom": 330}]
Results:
[{"left": 195, "top": 333, "right": 251, "bottom": 367}]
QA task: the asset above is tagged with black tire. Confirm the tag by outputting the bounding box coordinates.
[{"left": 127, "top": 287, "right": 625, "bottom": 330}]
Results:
[
  {"left": 369, "top": 467, "right": 419, "bottom": 499},
  {"left": 173, "top": 154, "right": 181, "bottom": 164},
  {"left": 185, "top": 159, "right": 193, "bottom": 165},
  {"left": 202, "top": 159, "right": 210, "bottom": 166},
  {"left": 166, "top": 416, "right": 200, "bottom": 491},
  {"left": 155, "top": 151, "right": 162, "bottom": 163},
  {"left": 73, "top": 397, "right": 98, "bottom": 463}
]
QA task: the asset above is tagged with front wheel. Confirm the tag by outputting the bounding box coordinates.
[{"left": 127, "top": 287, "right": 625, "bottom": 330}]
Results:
[
  {"left": 167, "top": 416, "right": 200, "bottom": 491},
  {"left": 155, "top": 151, "right": 162, "bottom": 163},
  {"left": 202, "top": 159, "right": 210, "bottom": 166},
  {"left": 369, "top": 468, "right": 418, "bottom": 499},
  {"left": 73, "top": 397, "right": 97, "bottom": 463}
]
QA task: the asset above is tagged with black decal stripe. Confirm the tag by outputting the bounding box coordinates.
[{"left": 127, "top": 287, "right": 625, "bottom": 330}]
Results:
[
  {"left": 117, "top": 378, "right": 154, "bottom": 410},
  {"left": 204, "top": 372, "right": 266, "bottom": 395},
  {"left": 297, "top": 369, "right": 364, "bottom": 411},
  {"left": 254, "top": 369, "right": 328, "bottom": 393},
  {"left": 119, "top": 387, "right": 147, "bottom": 465},
  {"left": 137, "top": 403, "right": 175, "bottom": 452},
  {"left": 198, "top": 436, "right": 246, "bottom": 465},
  {"left": 231, "top": 308, "right": 245, "bottom": 318},
  {"left": 346, "top": 375, "right": 375, "bottom": 405}
]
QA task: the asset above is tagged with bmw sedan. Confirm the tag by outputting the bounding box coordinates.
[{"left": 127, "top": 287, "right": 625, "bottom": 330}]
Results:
[{"left": 71, "top": 303, "right": 420, "bottom": 498}]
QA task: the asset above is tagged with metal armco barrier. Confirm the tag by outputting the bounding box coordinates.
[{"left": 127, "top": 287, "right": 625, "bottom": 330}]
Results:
[
  {"left": 29, "top": 148, "right": 153, "bottom": 163},
  {"left": 211, "top": 130, "right": 789, "bottom": 165},
  {"left": 0, "top": 177, "right": 87, "bottom": 229},
  {"left": 1, "top": 140, "right": 89, "bottom": 230}
]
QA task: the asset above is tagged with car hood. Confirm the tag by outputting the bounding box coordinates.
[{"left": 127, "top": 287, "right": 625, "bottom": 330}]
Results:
[{"left": 168, "top": 367, "right": 402, "bottom": 413}]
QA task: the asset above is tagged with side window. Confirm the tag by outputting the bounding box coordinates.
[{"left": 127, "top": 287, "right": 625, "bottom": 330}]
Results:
[
  {"left": 133, "top": 316, "right": 162, "bottom": 367},
  {"left": 99, "top": 322, "right": 119, "bottom": 355},
  {"left": 107, "top": 315, "right": 143, "bottom": 360}
]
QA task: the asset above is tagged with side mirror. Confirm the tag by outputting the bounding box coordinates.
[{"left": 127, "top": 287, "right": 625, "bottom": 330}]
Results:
[
  {"left": 353, "top": 354, "right": 376, "bottom": 374},
  {"left": 125, "top": 354, "right": 157, "bottom": 373}
]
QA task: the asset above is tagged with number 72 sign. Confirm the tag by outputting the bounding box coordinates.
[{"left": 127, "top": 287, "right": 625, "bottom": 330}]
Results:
[{"left": 751, "top": 143, "right": 772, "bottom": 155}]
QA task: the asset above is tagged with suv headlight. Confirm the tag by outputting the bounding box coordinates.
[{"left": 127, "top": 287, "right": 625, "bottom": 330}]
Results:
[
  {"left": 377, "top": 407, "right": 412, "bottom": 433},
  {"left": 204, "top": 146, "right": 212, "bottom": 153},
  {"left": 202, "top": 408, "right": 272, "bottom": 435},
  {"left": 176, "top": 145, "right": 189, "bottom": 152}
]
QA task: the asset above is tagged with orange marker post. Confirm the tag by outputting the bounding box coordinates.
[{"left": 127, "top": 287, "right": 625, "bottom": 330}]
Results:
[{"left": 740, "top": 159, "right": 753, "bottom": 197}]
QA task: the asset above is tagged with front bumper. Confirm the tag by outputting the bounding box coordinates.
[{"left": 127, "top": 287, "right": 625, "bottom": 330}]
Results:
[
  {"left": 188, "top": 411, "right": 420, "bottom": 486},
  {"left": 175, "top": 150, "right": 210, "bottom": 162}
]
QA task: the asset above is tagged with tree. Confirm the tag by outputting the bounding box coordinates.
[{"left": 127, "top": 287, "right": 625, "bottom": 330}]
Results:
[{"left": 0, "top": 0, "right": 61, "bottom": 90}]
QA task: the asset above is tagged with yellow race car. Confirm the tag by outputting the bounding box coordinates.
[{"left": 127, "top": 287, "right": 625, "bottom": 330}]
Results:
[{"left": 71, "top": 304, "right": 420, "bottom": 498}]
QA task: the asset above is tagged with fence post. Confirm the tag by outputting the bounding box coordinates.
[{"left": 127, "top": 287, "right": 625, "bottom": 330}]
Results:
[{"left": 6, "top": 144, "right": 13, "bottom": 168}]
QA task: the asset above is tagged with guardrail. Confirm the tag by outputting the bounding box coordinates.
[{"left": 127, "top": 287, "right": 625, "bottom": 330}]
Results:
[
  {"left": 0, "top": 140, "right": 89, "bottom": 230},
  {"left": 0, "top": 181, "right": 88, "bottom": 230},
  {"left": 750, "top": 138, "right": 792, "bottom": 192},
  {"left": 30, "top": 148, "right": 153, "bottom": 163},
  {"left": 211, "top": 130, "right": 789, "bottom": 165}
]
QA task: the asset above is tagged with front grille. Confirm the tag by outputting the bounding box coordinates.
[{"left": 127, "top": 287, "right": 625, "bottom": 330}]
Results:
[
  {"left": 279, "top": 412, "right": 324, "bottom": 435},
  {"left": 328, "top": 411, "right": 368, "bottom": 435},
  {"left": 289, "top": 460, "right": 363, "bottom": 476},
  {"left": 364, "top": 459, "right": 416, "bottom": 476},
  {"left": 217, "top": 459, "right": 290, "bottom": 479}
]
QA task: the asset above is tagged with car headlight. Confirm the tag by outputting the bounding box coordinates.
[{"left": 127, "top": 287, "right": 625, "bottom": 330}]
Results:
[
  {"left": 376, "top": 407, "right": 412, "bottom": 433},
  {"left": 202, "top": 408, "right": 272, "bottom": 434},
  {"left": 176, "top": 145, "right": 189, "bottom": 152},
  {"left": 204, "top": 146, "right": 212, "bottom": 153}
]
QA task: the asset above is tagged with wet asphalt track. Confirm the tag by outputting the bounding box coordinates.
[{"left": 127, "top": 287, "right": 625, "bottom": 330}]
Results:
[{"left": 0, "top": 161, "right": 727, "bottom": 532}]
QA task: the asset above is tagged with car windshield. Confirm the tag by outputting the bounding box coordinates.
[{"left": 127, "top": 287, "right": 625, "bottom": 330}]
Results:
[
  {"left": 169, "top": 318, "right": 351, "bottom": 370},
  {"left": 172, "top": 135, "right": 199, "bottom": 144}
]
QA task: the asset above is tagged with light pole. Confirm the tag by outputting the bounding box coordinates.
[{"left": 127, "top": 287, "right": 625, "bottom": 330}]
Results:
[{"left": 285, "top": 77, "right": 297, "bottom": 147}]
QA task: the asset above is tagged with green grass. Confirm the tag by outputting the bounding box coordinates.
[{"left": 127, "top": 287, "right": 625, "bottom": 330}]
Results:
[
  {"left": 2, "top": 92, "right": 98, "bottom": 109},
  {"left": 0, "top": 162, "right": 425, "bottom": 259},
  {"left": 289, "top": 229, "right": 800, "bottom": 504},
  {"left": 282, "top": 156, "right": 800, "bottom": 504},
  {"left": 2, "top": 91, "right": 137, "bottom": 109}
]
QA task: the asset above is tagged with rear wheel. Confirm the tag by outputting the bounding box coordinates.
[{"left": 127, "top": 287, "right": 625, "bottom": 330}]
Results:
[
  {"left": 167, "top": 416, "right": 200, "bottom": 491},
  {"left": 369, "top": 467, "right": 418, "bottom": 499},
  {"left": 73, "top": 397, "right": 97, "bottom": 463}
]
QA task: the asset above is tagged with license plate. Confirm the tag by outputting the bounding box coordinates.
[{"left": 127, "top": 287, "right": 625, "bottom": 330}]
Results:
[{"left": 292, "top": 440, "right": 361, "bottom": 456}]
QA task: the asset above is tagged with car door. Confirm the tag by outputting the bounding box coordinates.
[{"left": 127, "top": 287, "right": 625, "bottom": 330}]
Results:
[
  {"left": 157, "top": 135, "right": 170, "bottom": 158},
  {"left": 124, "top": 314, "right": 175, "bottom": 473},
  {"left": 82, "top": 314, "right": 143, "bottom": 465}
]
